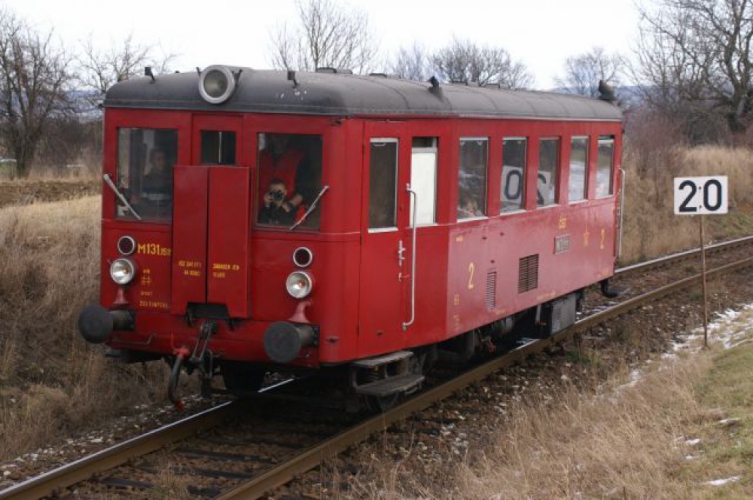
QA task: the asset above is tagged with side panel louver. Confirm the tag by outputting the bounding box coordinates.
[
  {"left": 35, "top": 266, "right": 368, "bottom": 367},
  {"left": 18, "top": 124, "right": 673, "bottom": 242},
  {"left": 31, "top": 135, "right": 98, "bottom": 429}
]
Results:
[
  {"left": 518, "top": 254, "right": 539, "bottom": 293},
  {"left": 486, "top": 270, "right": 497, "bottom": 311}
]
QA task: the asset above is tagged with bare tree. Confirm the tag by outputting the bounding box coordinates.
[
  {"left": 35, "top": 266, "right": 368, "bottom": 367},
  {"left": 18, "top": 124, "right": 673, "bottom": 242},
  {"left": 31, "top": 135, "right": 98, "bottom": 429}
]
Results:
[
  {"left": 555, "top": 47, "right": 623, "bottom": 97},
  {"left": 636, "top": 0, "right": 753, "bottom": 136},
  {"left": 77, "top": 34, "right": 175, "bottom": 109},
  {"left": 269, "top": 0, "right": 379, "bottom": 73},
  {"left": 0, "top": 8, "right": 71, "bottom": 178},
  {"left": 391, "top": 42, "right": 432, "bottom": 81},
  {"left": 431, "top": 38, "right": 533, "bottom": 89}
]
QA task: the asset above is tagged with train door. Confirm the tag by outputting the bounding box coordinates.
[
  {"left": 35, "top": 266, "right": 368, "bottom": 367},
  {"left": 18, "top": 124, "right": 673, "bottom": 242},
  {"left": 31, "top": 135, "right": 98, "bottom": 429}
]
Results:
[
  {"left": 171, "top": 115, "right": 251, "bottom": 318},
  {"left": 358, "top": 123, "right": 410, "bottom": 355}
]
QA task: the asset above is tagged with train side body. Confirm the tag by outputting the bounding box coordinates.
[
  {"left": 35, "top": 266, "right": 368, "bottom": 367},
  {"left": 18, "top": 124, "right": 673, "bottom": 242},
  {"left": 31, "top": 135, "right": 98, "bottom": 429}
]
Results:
[{"left": 89, "top": 68, "right": 622, "bottom": 375}]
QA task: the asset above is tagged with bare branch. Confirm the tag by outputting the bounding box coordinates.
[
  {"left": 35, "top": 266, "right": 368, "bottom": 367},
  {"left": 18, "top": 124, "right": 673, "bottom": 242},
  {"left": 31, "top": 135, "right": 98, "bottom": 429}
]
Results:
[
  {"left": 267, "top": 0, "right": 380, "bottom": 74},
  {"left": 554, "top": 47, "right": 623, "bottom": 97},
  {"left": 0, "top": 7, "right": 72, "bottom": 178},
  {"left": 431, "top": 37, "right": 534, "bottom": 89}
]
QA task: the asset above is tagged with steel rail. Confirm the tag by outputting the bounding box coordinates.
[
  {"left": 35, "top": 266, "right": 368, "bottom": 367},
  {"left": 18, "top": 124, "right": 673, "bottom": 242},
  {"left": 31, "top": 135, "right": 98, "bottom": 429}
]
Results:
[
  {"left": 615, "top": 234, "right": 753, "bottom": 276},
  {"left": 0, "top": 402, "right": 239, "bottom": 500},
  {"left": 0, "top": 378, "right": 298, "bottom": 500},
  {"left": 216, "top": 254, "right": 753, "bottom": 500},
  {"left": 4, "top": 252, "right": 753, "bottom": 500}
]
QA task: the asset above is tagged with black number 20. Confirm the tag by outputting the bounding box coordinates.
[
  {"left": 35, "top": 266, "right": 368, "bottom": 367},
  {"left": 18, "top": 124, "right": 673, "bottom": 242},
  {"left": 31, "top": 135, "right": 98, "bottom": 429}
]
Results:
[{"left": 679, "top": 179, "right": 723, "bottom": 213}]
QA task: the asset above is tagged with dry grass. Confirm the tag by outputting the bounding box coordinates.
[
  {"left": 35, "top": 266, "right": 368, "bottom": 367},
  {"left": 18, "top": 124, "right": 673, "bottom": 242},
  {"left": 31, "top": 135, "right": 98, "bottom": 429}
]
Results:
[
  {"left": 0, "top": 196, "right": 166, "bottom": 461},
  {"left": 621, "top": 146, "right": 753, "bottom": 263},
  {"left": 345, "top": 345, "right": 753, "bottom": 499}
]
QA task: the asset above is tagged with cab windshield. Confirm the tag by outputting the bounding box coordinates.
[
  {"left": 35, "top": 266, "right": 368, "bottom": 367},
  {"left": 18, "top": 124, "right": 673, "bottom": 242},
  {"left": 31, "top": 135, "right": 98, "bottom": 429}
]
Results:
[
  {"left": 256, "top": 133, "right": 323, "bottom": 230},
  {"left": 116, "top": 128, "right": 178, "bottom": 223}
]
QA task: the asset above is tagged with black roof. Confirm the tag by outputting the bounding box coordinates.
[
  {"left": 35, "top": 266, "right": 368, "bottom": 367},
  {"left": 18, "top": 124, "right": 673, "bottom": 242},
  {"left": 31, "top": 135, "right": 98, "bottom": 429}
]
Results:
[{"left": 105, "top": 67, "right": 623, "bottom": 122}]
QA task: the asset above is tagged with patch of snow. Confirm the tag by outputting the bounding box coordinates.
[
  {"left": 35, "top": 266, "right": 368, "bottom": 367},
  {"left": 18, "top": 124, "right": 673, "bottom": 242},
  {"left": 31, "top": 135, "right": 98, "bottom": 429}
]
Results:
[
  {"left": 704, "top": 476, "right": 740, "bottom": 486},
  {"left": 685, "top": 438, "right": 701, "bottom": 446}
]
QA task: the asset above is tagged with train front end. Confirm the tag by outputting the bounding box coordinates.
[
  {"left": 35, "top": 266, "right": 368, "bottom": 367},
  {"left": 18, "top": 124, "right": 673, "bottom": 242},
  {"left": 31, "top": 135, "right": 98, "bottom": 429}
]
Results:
[{"left": 77, "top": 66, "right": 361, "bottom": 399}]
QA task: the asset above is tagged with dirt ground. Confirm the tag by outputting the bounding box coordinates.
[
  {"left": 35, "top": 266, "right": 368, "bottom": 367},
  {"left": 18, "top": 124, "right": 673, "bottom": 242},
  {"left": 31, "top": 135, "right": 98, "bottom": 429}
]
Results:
[{"left": 0, "top": 180, "right": 99, "bottom": 209}]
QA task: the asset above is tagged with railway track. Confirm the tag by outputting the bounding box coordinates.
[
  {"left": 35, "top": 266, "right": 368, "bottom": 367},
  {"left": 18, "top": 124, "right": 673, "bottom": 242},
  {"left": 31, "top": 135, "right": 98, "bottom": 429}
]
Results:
[{"left": 3, "top": 236, "right": 753, "bottom": 500}]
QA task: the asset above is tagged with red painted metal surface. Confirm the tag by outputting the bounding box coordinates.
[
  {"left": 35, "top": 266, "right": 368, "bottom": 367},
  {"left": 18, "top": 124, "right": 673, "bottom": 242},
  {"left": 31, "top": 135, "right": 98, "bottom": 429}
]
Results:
[
  {"left": 98, "top": 106, "right": 623, "bottom": 369},
  {"left": 171, "top": 165, "right": 208, "bottom": 314},
  {"left": 207, "top": 166, "right": 251, "bottom": 317}
]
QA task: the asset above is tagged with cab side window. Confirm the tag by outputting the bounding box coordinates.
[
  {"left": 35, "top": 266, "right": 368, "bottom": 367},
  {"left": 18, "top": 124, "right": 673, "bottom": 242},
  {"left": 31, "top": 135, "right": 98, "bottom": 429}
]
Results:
[{"left": 458, "top": 138, "right": 487, "bottom": 220}]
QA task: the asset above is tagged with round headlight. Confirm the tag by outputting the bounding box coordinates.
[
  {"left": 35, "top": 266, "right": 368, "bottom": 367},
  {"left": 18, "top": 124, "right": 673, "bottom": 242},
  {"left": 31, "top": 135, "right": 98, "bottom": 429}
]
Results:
[
  {"left": 292, "top": 247, "right": 313, "bottom": 268},
  {"left": 199, "top": 65, "right": 236, "bottom": 104},
  {"left": 117, "top": 236, "right": 136, "bottom": 255},
  {"left": 286, "top": 271, "right": 313, "bottom": 299},
  {"left": 110, "top": 258, "right": 136, "bottom": 285}
]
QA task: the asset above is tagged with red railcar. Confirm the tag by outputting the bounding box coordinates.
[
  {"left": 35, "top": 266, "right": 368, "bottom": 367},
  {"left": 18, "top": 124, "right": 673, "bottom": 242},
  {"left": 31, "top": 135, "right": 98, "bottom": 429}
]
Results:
[{"left": 79, "top": 66, "right": 623, "bottom": 408}]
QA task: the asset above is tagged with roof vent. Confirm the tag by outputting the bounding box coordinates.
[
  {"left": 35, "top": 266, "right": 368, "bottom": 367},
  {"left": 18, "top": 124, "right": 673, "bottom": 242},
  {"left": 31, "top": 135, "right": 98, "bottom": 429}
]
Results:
[
  {"left": 598, "top": 80, "right": 616, "bottom": 102},
  {"left": 315, "top": 67, "right": 353, "bottom": 74}
]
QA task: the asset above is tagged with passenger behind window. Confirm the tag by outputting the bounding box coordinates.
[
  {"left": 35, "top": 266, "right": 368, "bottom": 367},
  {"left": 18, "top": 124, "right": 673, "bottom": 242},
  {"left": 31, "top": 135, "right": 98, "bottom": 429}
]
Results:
[
  {"left": 257, "top": 133, "right": 322, "bottom": 227},
  {"left": 129, "top": 147, "right": 174, "bottom": 219},
  {"left": 142, "top": 149, "right": 173, "bottom": 197},
  {"left": 458, "top": 190, "right": 483, "bottom": 218},
  {"left": 259, "top": 178, "right": 300, "bottom": 225}
]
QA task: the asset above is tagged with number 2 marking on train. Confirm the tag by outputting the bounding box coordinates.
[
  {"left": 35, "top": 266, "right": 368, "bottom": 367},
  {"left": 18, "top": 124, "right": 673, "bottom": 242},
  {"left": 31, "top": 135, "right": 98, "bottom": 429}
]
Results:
[{"left": 468, "top": 262, "right": 475, "bottom": 290}]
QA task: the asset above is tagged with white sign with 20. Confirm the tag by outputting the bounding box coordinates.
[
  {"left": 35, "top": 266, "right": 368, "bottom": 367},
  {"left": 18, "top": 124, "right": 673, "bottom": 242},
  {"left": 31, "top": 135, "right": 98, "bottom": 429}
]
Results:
[{"left": 673, "top": 176, "right": 728, "bottom": 215}]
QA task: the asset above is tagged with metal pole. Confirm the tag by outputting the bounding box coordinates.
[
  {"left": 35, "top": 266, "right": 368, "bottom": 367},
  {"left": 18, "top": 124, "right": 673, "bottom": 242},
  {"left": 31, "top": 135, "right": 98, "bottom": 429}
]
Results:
[{"left": 700, "top": 215, "right": 709, "bottom": 348}]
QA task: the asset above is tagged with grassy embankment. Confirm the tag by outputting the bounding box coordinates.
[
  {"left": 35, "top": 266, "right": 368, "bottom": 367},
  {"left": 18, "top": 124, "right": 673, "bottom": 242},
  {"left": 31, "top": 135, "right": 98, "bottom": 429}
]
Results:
[
  {"left": 0, "top": 196, "right": 168, "bottom": 461},
  {"left": 347, "top": 317, "right": 753, "bottom": 499}
]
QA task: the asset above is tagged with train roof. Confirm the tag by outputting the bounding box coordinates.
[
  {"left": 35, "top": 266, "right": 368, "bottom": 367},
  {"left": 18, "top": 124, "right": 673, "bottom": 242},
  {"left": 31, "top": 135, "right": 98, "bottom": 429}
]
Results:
[{"left": 104, "top": 67, "right": 623, "bottom": 122}]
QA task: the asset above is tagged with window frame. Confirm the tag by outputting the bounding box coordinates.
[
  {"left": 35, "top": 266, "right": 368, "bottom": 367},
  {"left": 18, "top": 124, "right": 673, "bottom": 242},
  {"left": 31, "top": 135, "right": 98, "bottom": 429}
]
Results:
[
  {"left": 367, "top": 137, "right": 400, "bottom": 233},
  {"left": 457, "top": 136, "right": 489, "bottom": 222},
  {"left": 115, "top": 126, "right": 179, "bottom": 223},
  {"left": 568, "top": 135, "right": 590, "bottom": 204},
  {"left": 501, "top": 136, "right": 528, "bottom": 215},
  {"left": 199, "top": 130, "right": 237, "bottom": 165},
  {"left": 595, "top": 135, "right": 615, "bottom": 199},
  {"left": 537, "top": 136, "right": 560, "bottom": 208},
  {"left": 410, "top": 137, "right": 439, "bottom": 228},
  {"left": 253, "top": 132, "right": 326, "bottom": 231}
]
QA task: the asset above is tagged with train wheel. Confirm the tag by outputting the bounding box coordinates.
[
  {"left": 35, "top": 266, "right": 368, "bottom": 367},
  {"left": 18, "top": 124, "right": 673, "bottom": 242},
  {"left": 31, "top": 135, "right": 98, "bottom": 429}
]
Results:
[{"left": 221, "top": 362, "right": 266, "bottom": 396}]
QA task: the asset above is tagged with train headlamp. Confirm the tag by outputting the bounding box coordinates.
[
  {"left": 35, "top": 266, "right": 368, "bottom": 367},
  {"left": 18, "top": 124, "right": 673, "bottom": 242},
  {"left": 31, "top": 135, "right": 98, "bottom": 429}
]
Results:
[
  {"left": 286, "top": 271, "right": 313, "bottom": 299},
  {"left": 110, "top": 258, "right": 136, "bottom": 286},
  {"left": 292, "top": 247, "right": 313, "bottom": 268},
  {"left": 199, "top": 65, "right": 236, "bottom": 104}
]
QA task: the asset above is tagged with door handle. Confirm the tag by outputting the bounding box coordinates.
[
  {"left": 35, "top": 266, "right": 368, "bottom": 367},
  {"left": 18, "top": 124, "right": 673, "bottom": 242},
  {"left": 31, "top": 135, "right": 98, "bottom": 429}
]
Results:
[{"left": 398, "top": 239, "right": 406, "bottom": 266}]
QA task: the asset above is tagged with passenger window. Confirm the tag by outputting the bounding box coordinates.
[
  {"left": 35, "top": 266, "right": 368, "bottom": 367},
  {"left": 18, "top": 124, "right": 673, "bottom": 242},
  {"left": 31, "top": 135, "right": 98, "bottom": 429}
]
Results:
[
  {"left": 116, "top": 127, "right": 178, "bottom": 223},
  {"left": 538, "top": 138, "right": 559, "bottom": 207},
  {"left": 569, "top": 137, "right": 588, "bottom": 202},
  {"left": 201, "top": 130, "right": 236, "bottom": 165},
  {"left": 410, "top": 137, "right": 438, "bottom": 226},
  {"left": 596, "top": 136, "right": 615, "bottom": 198},
  {"left": 256, "top": 133, "right": 323, "bottom": 229},
  {"left": 501, "top": 138, "right": 526, "bottom": 213},
  {"left": 457, "top": 138, "right": 487, "bottom": 220},
  {"left": 368, "top": 139, "right": 398, "bottom": 230}
]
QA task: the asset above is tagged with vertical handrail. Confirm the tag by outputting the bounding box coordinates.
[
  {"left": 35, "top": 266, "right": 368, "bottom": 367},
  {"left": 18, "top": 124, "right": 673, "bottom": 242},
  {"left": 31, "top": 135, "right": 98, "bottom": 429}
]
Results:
[{"left": 403, "top": 184, "right": 417, "bottom": 331}]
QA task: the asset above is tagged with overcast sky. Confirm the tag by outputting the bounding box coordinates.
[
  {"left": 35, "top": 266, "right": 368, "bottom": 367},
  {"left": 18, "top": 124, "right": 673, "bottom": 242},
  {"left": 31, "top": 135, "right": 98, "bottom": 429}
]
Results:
[{"left": 4, "top": 0, "right": 641, "bottom": 88}]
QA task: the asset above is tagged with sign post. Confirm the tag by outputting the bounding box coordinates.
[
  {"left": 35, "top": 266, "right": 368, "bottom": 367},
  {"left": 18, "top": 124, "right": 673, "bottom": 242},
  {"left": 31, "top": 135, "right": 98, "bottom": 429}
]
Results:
[{"left": 674, "top": 176, "right": 728, "bottom": 348}]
